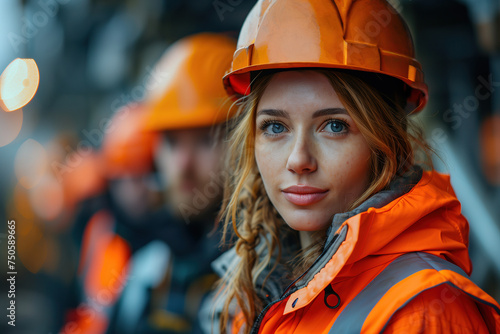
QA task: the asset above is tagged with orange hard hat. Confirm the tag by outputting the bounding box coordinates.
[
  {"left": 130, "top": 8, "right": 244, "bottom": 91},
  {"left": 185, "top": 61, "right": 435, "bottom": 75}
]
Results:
[
  {"left": 102, "top": 104, "right": 159, "bottom": 178},
  {"left": 61, "top": 150, "right": 107, "bottom": 208},
  {"left": 144, "top": 33, "right": 237, "bottom": 131},
  {"left": 223, "top": 0, "right": 428, "bottom": 114}
]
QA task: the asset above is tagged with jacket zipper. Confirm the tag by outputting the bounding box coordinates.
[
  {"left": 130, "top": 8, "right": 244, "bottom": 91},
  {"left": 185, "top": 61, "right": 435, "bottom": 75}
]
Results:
[
  {"left": 250, "top": 290, "right": 295, "bottom": 334},
  {"left": 249, "top": 234, "right": 339, "bottom": 334}
]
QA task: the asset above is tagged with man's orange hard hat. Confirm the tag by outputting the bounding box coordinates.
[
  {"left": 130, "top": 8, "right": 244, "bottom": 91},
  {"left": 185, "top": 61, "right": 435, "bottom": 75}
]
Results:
[
  {"left": 144, "top": 33, "right": 237, "bottom": 131},
  {"left": 102, "top": 104, "right": 158, "bottom": 178},
  {"left": 223, "top": 0, "right": 428, "bottom": 114}
]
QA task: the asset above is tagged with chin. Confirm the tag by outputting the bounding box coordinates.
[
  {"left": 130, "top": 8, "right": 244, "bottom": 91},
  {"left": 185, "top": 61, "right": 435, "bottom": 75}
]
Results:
[{"left": 282, "top": 213, "right": 332, "bottom": 232}]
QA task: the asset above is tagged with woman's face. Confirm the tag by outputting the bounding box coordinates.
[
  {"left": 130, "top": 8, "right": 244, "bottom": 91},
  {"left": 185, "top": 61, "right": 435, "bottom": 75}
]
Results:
[{"left": 254, "top": 71, "right": 372, "bottom": 232}]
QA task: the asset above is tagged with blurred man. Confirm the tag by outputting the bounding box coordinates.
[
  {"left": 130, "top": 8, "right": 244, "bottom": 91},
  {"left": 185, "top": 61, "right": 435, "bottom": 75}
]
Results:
[
  {"left": 108, "top": 33, "right": 236, "bottom": 334},
  {"left": 61, "top": 104, "right": 160, "bottom": 334}
]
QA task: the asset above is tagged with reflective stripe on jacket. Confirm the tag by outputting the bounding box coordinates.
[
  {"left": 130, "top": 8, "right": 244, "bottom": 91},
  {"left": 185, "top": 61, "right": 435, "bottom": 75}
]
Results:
[{"left": 329, "top": 252, "right": 500, "bottom": 333}]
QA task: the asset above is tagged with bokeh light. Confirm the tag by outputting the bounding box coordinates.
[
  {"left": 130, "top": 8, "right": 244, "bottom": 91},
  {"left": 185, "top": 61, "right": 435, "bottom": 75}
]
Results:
[
  {"left": 481, "top": 115, "right": 500, "bottom": 186},
  {"left": 17, "top": 220, "right": 48, "bottom": 274},
  {"left": 13, "top": 183, "right": 36, "bottom": 221},
  {"left": 0, "top": 107, "right": 23, "bottom": 147},
  {"left": 0, "top": 58, "right": 40, "bottom": 112},
  {"left": 29, "top": 174, "right": 65, "bottom": 222},
  {"left": 14, "top": 138, "right": 48, "bottom": 189}
]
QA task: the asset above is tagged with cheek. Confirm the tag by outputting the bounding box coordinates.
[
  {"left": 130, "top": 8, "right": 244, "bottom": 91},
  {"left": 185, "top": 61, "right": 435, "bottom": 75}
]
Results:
[
  {"left": 155, "top": 145, "right": 174, "bottom": 178},
  {"left": 346, "top": 153, "right": 370, "bottom": 188},
  {"left": 255, "top": 141, "right": 282, "bottom": 188},
  {"left": 322, "top": 140, "right": 371, "bottom": 196},
  {"left": 350, "top": 140, "right": 372, "bottom": 181},
  {"left": 197, "top": 145, "right": 223, "bottom": 177}
]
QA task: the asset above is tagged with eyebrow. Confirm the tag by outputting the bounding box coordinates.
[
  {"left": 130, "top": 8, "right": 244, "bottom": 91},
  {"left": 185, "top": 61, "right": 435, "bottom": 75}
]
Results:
[
  {"left": 256, "top": 108, "right": 348, "bottom": 119},
  {"left": 312, "top": 108, "right": 348, "bottom": 118},
  {"left": 256, "top": 109, "right": 289, "bottom": 119}
]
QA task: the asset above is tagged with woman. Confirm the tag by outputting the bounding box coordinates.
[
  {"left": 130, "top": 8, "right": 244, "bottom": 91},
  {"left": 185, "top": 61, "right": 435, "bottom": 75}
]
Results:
[{"left": 212, "top": 0, "right": 500, "bottom": 333}]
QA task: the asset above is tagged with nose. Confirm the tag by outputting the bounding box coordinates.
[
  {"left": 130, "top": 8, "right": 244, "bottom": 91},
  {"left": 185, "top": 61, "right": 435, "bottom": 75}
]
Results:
[
  {"left": 176, "top": 142, "right": 196, "bottom": 171},
  {"left": 286, "top": 134, "right": 317, "bottom": 174}
]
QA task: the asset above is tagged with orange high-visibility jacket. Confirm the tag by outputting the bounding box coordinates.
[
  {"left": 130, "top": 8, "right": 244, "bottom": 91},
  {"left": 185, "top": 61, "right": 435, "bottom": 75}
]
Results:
[
  {"left": 215, "top": 168, "right": 500, "bottom": 333},
  {"left": 62, "top": 210, "right": 131, "bottom": 334}
]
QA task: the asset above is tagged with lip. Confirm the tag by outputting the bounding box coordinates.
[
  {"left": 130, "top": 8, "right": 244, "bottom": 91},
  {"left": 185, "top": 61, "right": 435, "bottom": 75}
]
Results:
[{"left": 281, "top": 185, "right": 329, "bottom": 206}]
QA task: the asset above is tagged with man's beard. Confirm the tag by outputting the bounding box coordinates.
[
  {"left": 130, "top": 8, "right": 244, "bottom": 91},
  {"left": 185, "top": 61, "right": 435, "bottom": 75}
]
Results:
[{"left": 166, "top": 171, "right": 221, "bottom": 223}]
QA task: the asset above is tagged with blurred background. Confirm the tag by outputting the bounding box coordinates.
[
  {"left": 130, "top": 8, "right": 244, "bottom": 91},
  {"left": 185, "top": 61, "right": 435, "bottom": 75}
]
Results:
[{"left": 0, "top": 0, "right": 499, "bottom": 333}]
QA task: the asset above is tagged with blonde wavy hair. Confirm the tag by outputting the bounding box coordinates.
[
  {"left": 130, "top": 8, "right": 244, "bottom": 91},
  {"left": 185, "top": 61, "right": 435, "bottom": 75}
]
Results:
[{"left": 216, "top": 69, "right": 432, "bottom": 333}]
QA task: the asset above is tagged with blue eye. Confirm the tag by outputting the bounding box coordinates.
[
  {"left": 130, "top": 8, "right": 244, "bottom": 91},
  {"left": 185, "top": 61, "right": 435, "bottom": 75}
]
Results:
[
  {"left": 326, "top": 120, "right": 347, "bottom": 133},
  {"left": 266, "top": 122, "right": 285, "bottom": 134}
]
